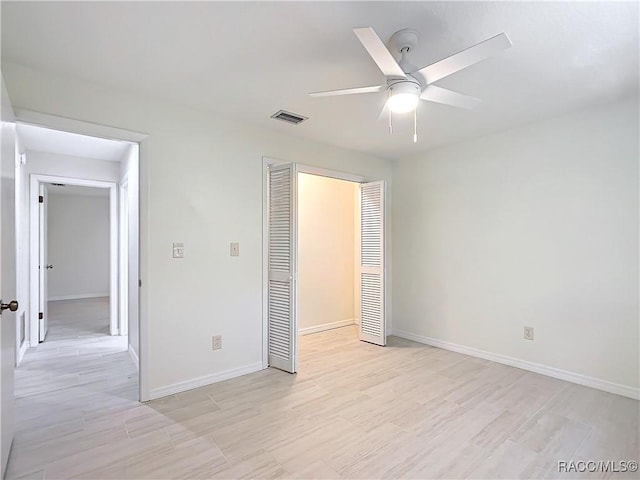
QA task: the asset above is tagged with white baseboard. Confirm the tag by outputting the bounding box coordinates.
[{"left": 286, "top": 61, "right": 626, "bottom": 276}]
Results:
[
  {"left": 299, "top": 318, "right": 356, "bottom": 336},
  {"left": 392, "top": 329, "right": 639, "bottom": 400},
  {"left": 149, "top": 362, "right": 264, "bottom": 400},
  {"left": 49, "top": 293, "right": 109, "bottom": 301},
  {"left": 128, "top": 344, "right": 139, "bottom": 370}
]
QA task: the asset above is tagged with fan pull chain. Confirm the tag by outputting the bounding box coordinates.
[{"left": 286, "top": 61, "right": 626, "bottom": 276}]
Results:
[{"left": 413, "top": 108, "right": 418, "bottom": 143}]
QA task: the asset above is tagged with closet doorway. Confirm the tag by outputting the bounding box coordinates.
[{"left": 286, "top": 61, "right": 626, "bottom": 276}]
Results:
[
  {"left": 262, "top": 160, "right": 386, "bottom": 374},
  {"left": 297, "top": 173, "right": 359, "bottom": 338}
]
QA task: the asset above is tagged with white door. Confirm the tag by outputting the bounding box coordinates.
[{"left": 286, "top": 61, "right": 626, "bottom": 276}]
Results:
[
  {"left": 0, "top": 75, "right": 17, "bottom": 478},
  {"left": 38, "top": 183, "right": 49, "bottom": 342},
  {"left": 267, "top": 163, "right": 297, "bottom": 373},
  {"left": 359, "top": 181, "right": 385, "bottom": 346}
]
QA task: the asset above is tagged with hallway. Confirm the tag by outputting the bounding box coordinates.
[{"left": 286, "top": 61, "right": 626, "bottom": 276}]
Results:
[{"left": 8, "top": 298, "right": 137, "bottom": 478}]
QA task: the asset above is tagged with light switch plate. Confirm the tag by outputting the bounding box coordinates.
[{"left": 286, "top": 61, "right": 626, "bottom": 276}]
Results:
[
  {"left": 173, "top": 242, "right": 184, "bottom": 259},
  {"left": 230, "top": 242, "right": 239, "bottom": 257}
]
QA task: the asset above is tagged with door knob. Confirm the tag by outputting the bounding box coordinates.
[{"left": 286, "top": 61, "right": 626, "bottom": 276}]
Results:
[
  {"left": 0, "top": 300, "right": 18, "bottom": 312},
  {"left": 46, "top": 264, "right": 54, "bottom": 269}
]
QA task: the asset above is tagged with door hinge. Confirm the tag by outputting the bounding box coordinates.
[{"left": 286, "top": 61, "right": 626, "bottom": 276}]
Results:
[
  {"left": 39, "top": 312, "right": 43, "bottom": 320},
  {"left": 39, "top": 195, "right": 44, "bottom": 203},
  {"left": 139, "top": 279, "right": 142, "bottom": 287}
]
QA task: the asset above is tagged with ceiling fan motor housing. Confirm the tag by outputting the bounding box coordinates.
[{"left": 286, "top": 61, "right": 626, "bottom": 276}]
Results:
[{"left": 388, "top": 79, "right": 420, "bottom": 96}]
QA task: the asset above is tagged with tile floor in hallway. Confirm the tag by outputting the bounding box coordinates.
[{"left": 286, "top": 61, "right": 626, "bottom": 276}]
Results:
[{"left": 6, "top": 298, "right": 639, "bottom": 479}]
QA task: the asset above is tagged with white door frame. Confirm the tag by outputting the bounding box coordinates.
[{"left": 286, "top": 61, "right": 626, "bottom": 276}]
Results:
[
  {"left": 119, "top": 180, "right": 129, "bottom": 337},
  {"left": 16, "top": 109, "right": 150, "bottom": 402},
  {"left": 29, "top": 174, "right": 118, "bottom": 342},
  {"left": 37, "top": 182, "right": 48, "bottom": 342},
  {"left": 262, "top": 156, "right": 368, "bottom": 369}
]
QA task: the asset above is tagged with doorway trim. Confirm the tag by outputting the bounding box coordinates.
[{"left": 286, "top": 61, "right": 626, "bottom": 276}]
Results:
[
  {"left": 29, "top": 174, "right": 118, "bottom": 343},
  {"left": 119, "top": 180, "right": 129, "bottom": 338},
  {"left": 261, "top": 156, "right": 366, "bottom": 369},
  {"left": 16, "top": 109, "right": 150, "bottom": 402}
]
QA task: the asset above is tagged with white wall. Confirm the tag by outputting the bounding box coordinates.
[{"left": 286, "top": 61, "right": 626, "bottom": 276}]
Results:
[
  {"left": 392, "top": 98, "right": 639, "bottom": 392},
  {"left": 2, "top": 62, "right": 393, "bottom": 398},
  {"left": 297, "top": 173, "right": 357, "bottom": 334},
  {"left": 47, "top": 192, "right": 109, "bottom": 300},
  {"left": 25, "top": 150, "right": 120, "bottom": 182}
]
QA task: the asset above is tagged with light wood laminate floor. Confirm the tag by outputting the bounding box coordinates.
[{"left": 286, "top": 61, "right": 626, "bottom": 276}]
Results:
[{"left": 6, "top": 300, "right": 639, "bottom": 479}]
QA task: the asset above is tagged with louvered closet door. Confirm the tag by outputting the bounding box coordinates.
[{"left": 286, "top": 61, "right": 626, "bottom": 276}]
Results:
[
  {"left": 268, "top": 163, "right": 297, "bottom": 373},
  {"left": 359, "top": 181, "right": 385, "bottom": 346}
]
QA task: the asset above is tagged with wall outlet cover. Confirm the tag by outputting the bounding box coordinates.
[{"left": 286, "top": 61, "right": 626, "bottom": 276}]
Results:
[
  {"left": 172, "top": 242, "right": 184, "bottom": 259},
  {"left": 524, "top": 326, "right": 534, "bottom": 341}
]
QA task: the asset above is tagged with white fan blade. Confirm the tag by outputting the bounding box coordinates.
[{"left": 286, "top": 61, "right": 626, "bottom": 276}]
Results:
[
  {"left": 420, "top": 85, "right": 481, "bottom": 109},
  {"left": 353, "top": 27, "right": 407, "bottom": 79},
  {"left": 415, "top": 33, "right": 512, "bottom": 84},
  {"left": 309, "top": 85, "right": 385, "bottom": 97}
]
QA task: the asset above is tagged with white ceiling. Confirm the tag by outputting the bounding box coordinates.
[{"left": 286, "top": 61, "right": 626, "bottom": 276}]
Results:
[
  {"left": 2, "top": 2, "right": 638, "bottom": 160},
  {"left": 16, "top": 124, "right": 129, "bottom": 162}
]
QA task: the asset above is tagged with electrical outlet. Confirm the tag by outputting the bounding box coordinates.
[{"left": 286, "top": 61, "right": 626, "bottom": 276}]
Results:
[
  {"left": 212, "top": 335, "right": 222, "bottom": 350},
  {"left": 172, "top": 242, "right": 184, "bottom": 259},
  {"left": 524, "top": 326, "right": 534, "bottom": 341},
  {"left": 230, "top": 242, "right": 240, "bottom": 257}
]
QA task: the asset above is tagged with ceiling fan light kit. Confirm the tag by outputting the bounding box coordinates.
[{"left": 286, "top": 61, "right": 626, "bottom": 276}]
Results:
[
  {"left": 387, "top": 80, "right": 420, "bottom": 113},
  {"left": 309, "top": 26, "right": 512, "bottom": 143}
]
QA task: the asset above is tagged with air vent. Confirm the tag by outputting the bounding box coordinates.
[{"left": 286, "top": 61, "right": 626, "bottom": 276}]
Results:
[{"left": 270, "top": 110, "right": 308, "bottom": 125}]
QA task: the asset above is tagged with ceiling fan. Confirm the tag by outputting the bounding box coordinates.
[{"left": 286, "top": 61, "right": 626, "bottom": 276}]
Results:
[{"left": 309, "top": 27, "right": 512, "bottom": 141}]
